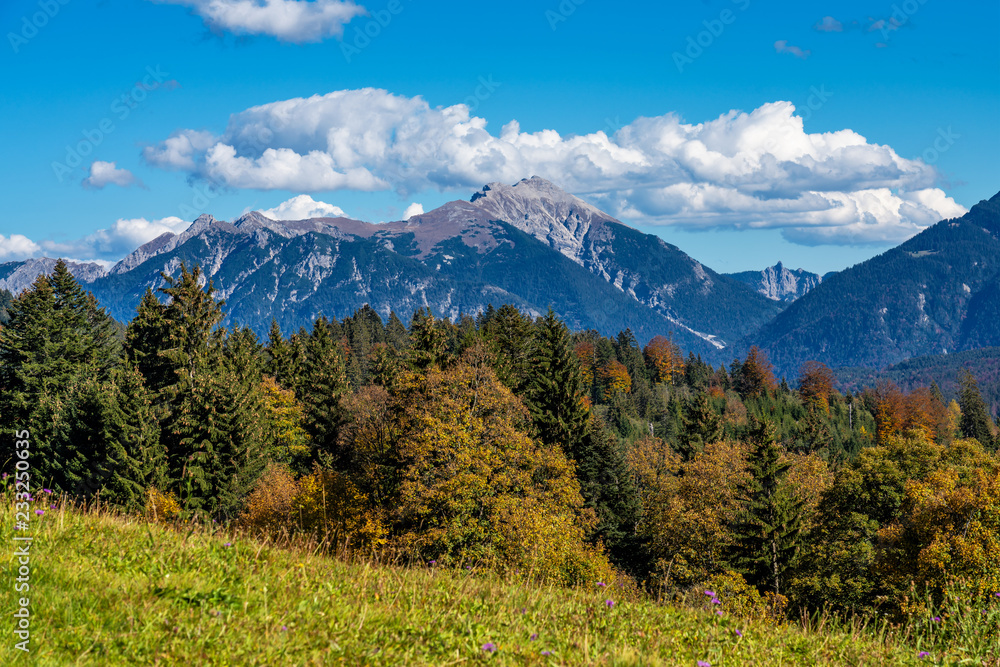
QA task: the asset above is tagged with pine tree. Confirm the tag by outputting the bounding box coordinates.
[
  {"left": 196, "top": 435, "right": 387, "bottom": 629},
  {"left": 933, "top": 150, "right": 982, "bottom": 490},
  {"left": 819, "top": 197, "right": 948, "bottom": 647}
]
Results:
[
  {"left": 523, "top": 310, "right": 590, "bottom": 454},
  {"left": 678, "top": 391, "right": 722, "bottom": 461},
  {"left": 409, "top": 308, "right": 448, "bottom": 370},
  {"left": 958, "top": 370, "right": 995, "bottom": 449},
  {"left": 730, "top": 417, "right": 804, "bottom": 595},
  {"left": 299, "top": 317, "right": 350, "bottom": 461},
  {"left": 385, "top": 311, "right": 409, "bottom": 351},
  {"left": 0, "top": 261, "right": 119, "bottom": 489}
]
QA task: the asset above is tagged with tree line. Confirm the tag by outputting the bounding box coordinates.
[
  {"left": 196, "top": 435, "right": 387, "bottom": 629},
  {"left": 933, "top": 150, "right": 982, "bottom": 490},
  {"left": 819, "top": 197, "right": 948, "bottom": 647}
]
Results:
[{"left": 2, "top": 260, "right": 998, "bottom": 618}]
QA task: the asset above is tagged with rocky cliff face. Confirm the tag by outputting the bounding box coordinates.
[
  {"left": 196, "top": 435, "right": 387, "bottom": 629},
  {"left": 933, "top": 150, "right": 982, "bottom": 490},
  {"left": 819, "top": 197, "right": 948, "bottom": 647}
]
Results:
[
  {"left": 727, "top": 263, "right": 825, "bottom": 303},
  {"left": 0, "top": 258, "right": 107, "bottom": 295}
]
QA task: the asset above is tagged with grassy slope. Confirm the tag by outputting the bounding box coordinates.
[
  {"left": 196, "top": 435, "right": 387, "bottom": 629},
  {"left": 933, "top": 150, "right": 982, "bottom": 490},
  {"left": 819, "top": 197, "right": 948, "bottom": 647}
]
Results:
[{"left": 0, "top": 506, "right": 963, "bottom": 666}]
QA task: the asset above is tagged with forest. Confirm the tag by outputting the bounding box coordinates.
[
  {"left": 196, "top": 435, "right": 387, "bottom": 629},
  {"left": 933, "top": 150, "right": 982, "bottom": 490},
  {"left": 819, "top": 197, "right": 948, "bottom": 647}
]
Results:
[{"left": 2, "top": 259, "right": 999, "bottom": 626}]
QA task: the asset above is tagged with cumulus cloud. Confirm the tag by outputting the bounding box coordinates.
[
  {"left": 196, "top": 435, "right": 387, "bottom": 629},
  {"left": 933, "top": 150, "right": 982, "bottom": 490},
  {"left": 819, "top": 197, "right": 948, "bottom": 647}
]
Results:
[
  {"left": 774, "top": 40, "right": 811, "bottom": 59},
  {"left": 151, "top": 0, "right": 366, "bottom": 42},
  {"left": 814, "top": 16, "right": 843, "bottom": 32},
  {"left": 83, "top": 161, "right": 140, "bottom": 189},
  {"left": 402, "top": 202, "right": 424, "bottom": 220},
  {"left": 15, "top": 216, "right": 192, "bottom": 263},
  {"left": 144, "top": 88, "right": 965, "bottom": 246},
  {"left": 0, "top": 234, "right": 43, "bottom": 260},
  {"left": 258, "top": 194, "right": 346, "bottom": 220}
]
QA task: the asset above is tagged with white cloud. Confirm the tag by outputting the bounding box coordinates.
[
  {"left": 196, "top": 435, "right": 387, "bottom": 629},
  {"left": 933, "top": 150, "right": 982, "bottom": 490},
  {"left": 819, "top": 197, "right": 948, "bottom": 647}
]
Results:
[
  {"left": 18, "top": 216, "right": 192, "bottom": 263},
  {"left": 145, "top": 88, "right": 966, "bottom": 245},
  {"left": 774, "top": 40, "right": 811, "bottom": 59},
  {"left": 258, "top": 194, "right": 346, "bottom": 220},
  {"left": 402, "top": 202, "right": 424, "bottom": 220},
  {"left": 151, "top": 0, "right": 366, "bottom": 43},
  {"left": 83, "top": 161, "right": 140, "bottom": 189},
  {"left": 0, "top": 234, "right": 42, "bottom": 260},
  {"left": 814, "top": 16, "right": 843, "bottom": 32}
]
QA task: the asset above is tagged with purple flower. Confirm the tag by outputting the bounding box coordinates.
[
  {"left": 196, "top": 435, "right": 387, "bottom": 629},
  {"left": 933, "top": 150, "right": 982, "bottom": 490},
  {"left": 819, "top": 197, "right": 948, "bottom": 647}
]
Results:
[
  {"left": 428, "top": 560, "right": 437, "bottom": 565},
  {"left": 530, "top": 634, "right": 538, "bottom": 641},
  {"left": 281, "top": 625, "right": 288, "bottom": 631},
  {"left": 34, "top": 509, "right": 44, "bottom": 516},
  {"left": 223, "top": 542, "right": 232, "bottom": 548},
  {"left": 698, "top": 662, "right": 712, "bottom": 667},
  {"left": 43, "top": 489, "right": 52, "bottom": 494},
  {"left": 715, "top": 610, "right": 724, "bottom": 616},
  {"left": 932, "top": 616, "right": 941, "bottom": 622},
  {"left": 605, "top": 599, "right": 614, "bottom": 608},
  {"left": 734, "top": 629, "right": 743, "bottom": 638},
  {"left": 481, "top": 642, "right": 497, "bottom": 653},
  {"left": 14, "top": 525, "right": 21, "bottom": 530},
  {"left": 596, "top": 581, "right": 607, "bottom": 587},
  {"left": 541, "top": 651, "right": 553, "bottom": 656},
  {"left": 703, "top": 590, "right": 716, "bottom": 597},
  {"left": 711, "top": 598, "right": 721, "bottom": 605},
  {"left": 918, "top": 652, "right": 930, "bottom": 658},
  {"left": 995, "top": 592, "right": 1000, "bottom": 598}
]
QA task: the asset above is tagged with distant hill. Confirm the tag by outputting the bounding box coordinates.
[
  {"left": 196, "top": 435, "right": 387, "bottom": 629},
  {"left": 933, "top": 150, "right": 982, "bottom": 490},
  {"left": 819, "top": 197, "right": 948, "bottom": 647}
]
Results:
[
  {"left": 835, "top": 346, "right": 1000, "bottom": 419},
  {"left": 750, "top": 191, "right": 1000, "bottom": 376},
  {"left": 727, "top": 262, "right": 829, "bottom": 303}
]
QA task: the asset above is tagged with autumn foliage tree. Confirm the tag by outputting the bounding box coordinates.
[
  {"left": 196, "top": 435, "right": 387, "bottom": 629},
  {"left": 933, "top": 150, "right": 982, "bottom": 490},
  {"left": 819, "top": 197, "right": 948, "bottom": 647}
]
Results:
[
  {"left": 735, "top": 346, "right": 778, "bottom": 399},
  {"left": 600, "top": 359, "right": 632, "bottom": 399},
  {"left": 644, "top": 335, "right": 685, "bottom": 386},
  {"left": 798, "top": 361, "right": 835, "bottom": 412}
]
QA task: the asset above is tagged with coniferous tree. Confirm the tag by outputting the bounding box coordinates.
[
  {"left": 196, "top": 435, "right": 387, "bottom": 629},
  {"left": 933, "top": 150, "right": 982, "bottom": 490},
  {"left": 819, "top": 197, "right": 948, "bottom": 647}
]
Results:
[
  {"left": 678, "top": 391, "right": 722, "bottom": 461},
  {"left": 0, "top": 261, "right": 118, "bottom": 489},
  {"left": 730, "top": 417, "right": 804, "bottom": 595},
  {"left": 385, "top": 311, "right": 409, "bottom": 351},
  {"left": 409, "top": 308, "right": 448, "bottom": 370},
  {"left": 299, "top": 317, "right": 350, "bottom": 461},
  {"left": 958, "top": 370, "right": 995, "bottom": 449},
  {"left": 523, "top": 309, "right": 590, "bottom": 455}
]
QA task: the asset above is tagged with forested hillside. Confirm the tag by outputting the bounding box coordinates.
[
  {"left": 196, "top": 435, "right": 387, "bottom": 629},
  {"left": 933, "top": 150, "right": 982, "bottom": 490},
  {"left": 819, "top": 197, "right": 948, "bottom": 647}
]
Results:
[
  {"left": 752, "top": 191, "right": 1000, "bottom": 375},
  {"left": 1, "top": 260, "right": 998, "bottom": 656}
]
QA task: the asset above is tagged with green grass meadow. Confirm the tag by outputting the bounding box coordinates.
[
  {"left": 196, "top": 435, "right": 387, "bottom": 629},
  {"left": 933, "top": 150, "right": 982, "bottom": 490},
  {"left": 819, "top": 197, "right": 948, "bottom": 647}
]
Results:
[{"left": 1, "top": 501, "right": 995, "bottom": 665}]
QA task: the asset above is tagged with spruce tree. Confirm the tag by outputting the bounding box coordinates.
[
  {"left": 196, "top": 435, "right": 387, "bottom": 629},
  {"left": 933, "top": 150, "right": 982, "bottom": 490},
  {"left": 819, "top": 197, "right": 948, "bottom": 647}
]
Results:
[
  {"left": 299, "top": 317, "right": 350, "bottom": 461},
  {"left": 0, "top": 261, "right": 119, "bottom": 489},
  {"left": 729, "top": 417, "right": 804, "bottom": 595},
  {"left": 678, "top": 391, "right": 722, "bottom": 461},
  {"left": 522, "top": 309, "right": 590, "bottom": 454},
  {"left": 958, "top": 370, "right": 995, "bottom": 449},
  {"left": 408, "top": 308, "right": 447, "bottom": 370}
]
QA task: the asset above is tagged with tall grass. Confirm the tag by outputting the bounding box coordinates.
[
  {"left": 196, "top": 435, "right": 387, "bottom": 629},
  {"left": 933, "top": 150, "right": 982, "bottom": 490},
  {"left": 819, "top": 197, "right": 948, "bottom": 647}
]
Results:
[{"left": 1, "top": 493, "right": 996, "bottom": 665}]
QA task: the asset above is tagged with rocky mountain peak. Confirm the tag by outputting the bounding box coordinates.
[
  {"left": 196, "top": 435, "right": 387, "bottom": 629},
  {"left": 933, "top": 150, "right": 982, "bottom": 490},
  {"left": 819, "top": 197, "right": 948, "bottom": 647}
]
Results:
[{"left": 469, "top": 177, "right": 619, "bottom": 264}]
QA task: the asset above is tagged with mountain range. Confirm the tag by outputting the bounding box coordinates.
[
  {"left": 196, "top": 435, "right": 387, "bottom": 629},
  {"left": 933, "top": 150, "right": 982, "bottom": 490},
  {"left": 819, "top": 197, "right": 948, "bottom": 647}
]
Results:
[{"left": 3, "top": 179, "right": 999, "bottom": 375}]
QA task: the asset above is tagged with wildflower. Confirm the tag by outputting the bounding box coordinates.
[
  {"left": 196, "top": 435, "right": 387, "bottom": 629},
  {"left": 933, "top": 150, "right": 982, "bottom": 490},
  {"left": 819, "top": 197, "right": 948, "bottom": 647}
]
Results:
[
  {"left": 734, "top": 629, "right": 743, "bottom": 638},
  {"left": 481, "top": 642, "right": 497, "bottom": 653},
  {"left": 995, "top": 592, "right": 1000, "bottom": 598},
  {"left": 931, "top": 616, "right": 941, "bottom": 622},
  {"left": 596, "top": 581, "right": 606, "bottom": 587},
  {"left": 223, "top": 542, "right": 232, "bottom": 548},
  {"left": 703, "top": 590, "right": 716, "bottom": 597},
  {"left": 34, "top": 509, "right": 44, "bottom": 516},
  {"left": 428, "top": 560, "right": 437, "bottom": 565},
  {"left": 281, "top": 626, "right": 288, "bottom": 631},
  {"left": 43, "top": 488, "right": 52, "bottom": 494},
  {"left": 698, "top": 662, "right": 711, "bottom": 667},
  {"left": 716, "top": 610, "right": 724, "bottom": 616},
  {"left": 541, "top": 651, "right": 553, "bottom": 656},
  {"left": 530, "top": 634, "right": 538, "bottom": 641},
  {"left": 918, "top": 652, "right": 930, "bottom": 658},
  {"left": 605, "top": 599, "right": 615, "bottom": 608},
  {"left": 711, "top": 598, "right": 721, "bottom": 605}
]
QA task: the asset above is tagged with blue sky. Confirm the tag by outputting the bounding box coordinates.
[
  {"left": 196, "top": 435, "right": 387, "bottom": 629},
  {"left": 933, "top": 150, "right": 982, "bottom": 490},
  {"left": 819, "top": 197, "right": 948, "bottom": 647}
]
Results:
[{"left": 1, "top": 0, "right": 997, "bottom": 274}]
